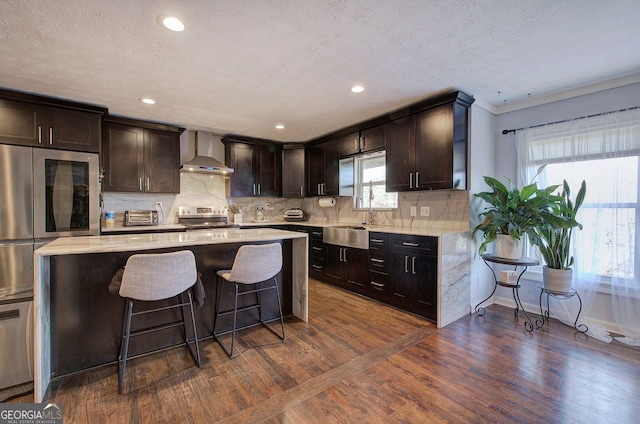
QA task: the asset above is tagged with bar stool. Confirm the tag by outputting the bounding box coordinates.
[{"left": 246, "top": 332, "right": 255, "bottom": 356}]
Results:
[
  {"left": 117, "top": 250, "right": 201, "bottom": 393},
  {"left": 213, "top": 243, "right": 285, "bottom": 357}
]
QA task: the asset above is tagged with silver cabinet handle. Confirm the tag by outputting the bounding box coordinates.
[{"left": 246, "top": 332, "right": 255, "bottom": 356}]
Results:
[
  {"left": 312, "top": 246, "right": 323, "bottom": 251},
  {"left": 405, "top": 255, "right": 409, "bottom": 273},
  {"left": 402, "top": 242, "right": 419, "bottom": 247},
  {"left": 371, "top": 238, "right": 384, "bottom": 243},
  {"left": 416, "top": 171, "right": 420, "bottom": 187},
  {"left": 139, "top": 178, "right": 143, "bottom": 191},
  {"left": 312, "top": 231, "right": 322, "bottom": 236},
  {"left": 354, "top": 136, "right": 359, "bottom": 152},
  {"left": 312, "top": 265, "right": 323, "bottom": 270},
  {"left": 412, "top": 256, "right": 416, "bottom": 275},
  {"left": 300, "top": 185, "right": 304, "bottom": 196},
  {"left": 360, "top": 136, "right": 364, "bottom": 152},
  {"left": 409, "top": 172, "right": 413, "bottom": 189},
  {"left": 258, "top": 184, "right": 261, "bottom": 195},
  {"left": 147, "top": 178, "right": 150, "bottom": 191},
  {"left": 343, "top": 248, "right": 347, "bottom": 263},
  {"left": 38, "top": 126, "right": 42, "bottom": 143},
  {"left": 49, "top": 127, "right": 53, "bottom": 144},
  {"left": 371, "top": 258, "right": 385, "bottom": 263},
  {"left": 371, "top": 281, "right": 384, "bottom": 288}
]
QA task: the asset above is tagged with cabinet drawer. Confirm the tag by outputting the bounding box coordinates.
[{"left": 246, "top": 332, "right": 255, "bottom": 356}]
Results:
[
  {"left": 389, "top": 234, "right": 437, "bottom": 255},
  {"left": 311, "top": 243, "right": 325, "bottom": 257},
  {"left": 310, "top": 229, "right": 324, "bottom": 240},
  {"left": 310, "top": 256, "right": 325, "bottom": 277},
  {"left": 368, "top": 270, "right": 392, "bottom": 300},
  {"left": 369, "top": 232, "right": 388, "bottom": 250},
  {"left": 369, "top": 249, "right": 389, "bottom": 273}
]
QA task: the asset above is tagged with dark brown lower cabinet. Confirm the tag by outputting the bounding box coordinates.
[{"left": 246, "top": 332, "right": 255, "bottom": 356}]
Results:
[
  {"left": 311, "top": 230, "right": 438, "bottom": 323},
  {"left": 391, "top": 251, "right": 437, "bottom": 321},
  {"left": 308, "top": 228, "right": 326, "bottom": 280},
  {"left": 324, "top": 244, "right": 368, "bottom": 295}
]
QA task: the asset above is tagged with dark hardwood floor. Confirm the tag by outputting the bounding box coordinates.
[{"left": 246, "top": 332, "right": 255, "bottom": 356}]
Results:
[{"left": 10, "top": 278, "right": 640, "bottom": 423}]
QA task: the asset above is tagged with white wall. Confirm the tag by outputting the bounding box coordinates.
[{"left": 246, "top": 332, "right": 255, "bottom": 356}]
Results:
[
  {"left": 468, "top": 103, "right": 497, "bottom": 306},
  {"left": 490, "top": 81, "right": 640, "bottom": 325}
]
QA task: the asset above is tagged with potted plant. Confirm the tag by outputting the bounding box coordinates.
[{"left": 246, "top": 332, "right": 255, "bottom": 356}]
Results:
[
  {"left": 471, "top": 176, "right": 567, "bottom": 260},
  {"left": 532, "top": 180, "right": 586, "bottom": 292}
]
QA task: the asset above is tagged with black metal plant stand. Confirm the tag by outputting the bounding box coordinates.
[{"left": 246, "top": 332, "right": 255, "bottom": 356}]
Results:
[
  {"left": 475, "top": 254, "right": 539, "bottom": 332},
  {"left": 536, "top": 283, "right": 588, "bottom": 333}
]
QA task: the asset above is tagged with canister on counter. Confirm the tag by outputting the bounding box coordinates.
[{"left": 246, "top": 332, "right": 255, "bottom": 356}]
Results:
[{"left": 105, "top": 211, "right": 116, "bottom": 227}]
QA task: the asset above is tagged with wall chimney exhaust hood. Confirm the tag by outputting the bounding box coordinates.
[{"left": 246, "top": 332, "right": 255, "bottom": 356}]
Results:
[{"left": 181, "top": 131, "right": 234, "bottom": 174}]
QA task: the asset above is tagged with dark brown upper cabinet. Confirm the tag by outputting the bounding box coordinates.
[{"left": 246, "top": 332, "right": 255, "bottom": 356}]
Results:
[
  {"left": 386, "top": 93, "right": 472, "bottom": 192},
  {"left": 102, "top": 118, "right": 183, "bottom": 193},
  {"left": 0, "top": 96, "right": 101, "bottom": 153},
  {"left": 305, "top": 139, "right": 339, "bottom": 196},
  {"left": 223, "top": 136, "right": 282, "bottom": 197},
  {"left": 335, "top": 127, "right": 385, "bottom": 158},
  {"left": 282, "top": 145, "right": 305, "bottom": 198}
]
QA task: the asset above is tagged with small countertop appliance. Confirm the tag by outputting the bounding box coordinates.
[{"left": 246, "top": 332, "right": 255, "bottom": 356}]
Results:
[
  {"left": 124, "top": 210, "right": 158, "bottom": 226},
  {"left": 283, "top": 208, "right": 306, "bottom": 221}
]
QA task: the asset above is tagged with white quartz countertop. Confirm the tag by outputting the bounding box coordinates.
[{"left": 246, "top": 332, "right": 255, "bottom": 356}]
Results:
[
  {"left": 36, "top": 228, "right": 307, "bottom": 256},
  {"left": 239, "top": 221, "right": 467, "bottom": 237},
  {"left": 99, "top": 221, "right": 467, "bottom": 238},
  {"left": 100, "top": 224, "right": 185, "bottom": 233}
]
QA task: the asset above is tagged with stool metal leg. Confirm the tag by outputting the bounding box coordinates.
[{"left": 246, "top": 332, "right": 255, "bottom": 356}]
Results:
[
  {"left": 273, "top": 277, "right": 285, "bottom": 341},
  {"left": 118, "top": 299, "right": 134, "bottom": 394},
  {"left": 180, "top": 291, "right": 201, "bottom": 367}
]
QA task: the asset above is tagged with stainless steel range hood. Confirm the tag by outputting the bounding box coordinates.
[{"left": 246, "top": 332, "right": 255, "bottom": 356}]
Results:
[{"left": 180, "top": 131, "right": 234, "bottom": 174}]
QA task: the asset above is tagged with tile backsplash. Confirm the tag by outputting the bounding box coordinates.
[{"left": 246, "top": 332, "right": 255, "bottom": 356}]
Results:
[{"left": 103, "top": 173, "right": 469, "bottom": 231}]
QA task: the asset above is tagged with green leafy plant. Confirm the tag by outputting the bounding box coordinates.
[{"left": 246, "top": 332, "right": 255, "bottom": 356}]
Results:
[
  {"left": 471, "top": 175, "right": 577, "bottom": 256},
  {"left": 532, "top": 180, "right": 586, "bottom": 270}
]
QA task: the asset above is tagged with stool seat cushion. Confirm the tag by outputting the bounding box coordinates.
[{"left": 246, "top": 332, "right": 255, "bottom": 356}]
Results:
[
  {"left": 119, "top": 250, "right": 198, "bottom": 301},
  {"left": 221, "top": 243, "right": 282, "bottom": 285}
]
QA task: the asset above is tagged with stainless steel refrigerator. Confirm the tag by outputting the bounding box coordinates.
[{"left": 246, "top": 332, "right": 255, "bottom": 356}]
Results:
[
  {"left": 0, "top": 144, "right": 35, "bottom": 389},
  {"left": 0, "top": 144, "right": 100, "bottom": 389}
]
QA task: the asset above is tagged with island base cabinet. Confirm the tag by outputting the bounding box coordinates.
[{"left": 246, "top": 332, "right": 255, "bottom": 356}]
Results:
[{"left": 48, "top": 241, "right": 293, "bottom": 377}]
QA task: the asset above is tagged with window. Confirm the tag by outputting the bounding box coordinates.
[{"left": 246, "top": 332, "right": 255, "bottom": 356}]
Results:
[
  {"left": 517, "top": 107, "right": 640, "bottom": 284},
  {"left": 352, "top": 151, "right": 398, "bottom": 209}
]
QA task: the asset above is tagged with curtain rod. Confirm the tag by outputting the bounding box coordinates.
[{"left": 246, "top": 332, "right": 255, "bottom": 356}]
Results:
[{"left": 501, "top": 106, "right": 639, "bottom": 135}]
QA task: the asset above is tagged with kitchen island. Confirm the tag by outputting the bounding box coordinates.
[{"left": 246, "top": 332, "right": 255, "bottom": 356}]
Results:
[{"left": 33, "top": 228, "right": 308, "bottom": 402}]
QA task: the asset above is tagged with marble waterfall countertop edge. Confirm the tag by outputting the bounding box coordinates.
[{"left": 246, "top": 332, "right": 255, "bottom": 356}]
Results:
[{"left": 35, "top": 228, "right": 308, "bottom": 256}]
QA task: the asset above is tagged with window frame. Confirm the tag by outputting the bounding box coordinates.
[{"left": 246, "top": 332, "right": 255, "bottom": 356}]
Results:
[{"left": 351, "top": 150, "right": 398, "bottom": 211}]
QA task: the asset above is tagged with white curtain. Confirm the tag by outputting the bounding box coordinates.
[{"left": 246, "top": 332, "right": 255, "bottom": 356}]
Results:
[{"left": 516, "top": 107, "right": 640, "bottom": 345}]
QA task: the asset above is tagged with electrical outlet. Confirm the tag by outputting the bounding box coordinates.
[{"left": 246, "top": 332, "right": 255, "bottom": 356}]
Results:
[
  {"left": 420, "top": 206, "right": 430, "bottom": 217},
  {"left": 410, "top": 206, "right": 417, "bottom": 216},
  {"left": 155, "top": 201, "right": 162, "bottom": 211}
]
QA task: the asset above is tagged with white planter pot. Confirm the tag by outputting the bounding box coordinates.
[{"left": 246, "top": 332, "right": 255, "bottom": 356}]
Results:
[
  {"left": 543, "top": 266, "right": 573, "bottom": 292},
  {"left": 495, "top": 234, "right": 523, "bottom": 260}
]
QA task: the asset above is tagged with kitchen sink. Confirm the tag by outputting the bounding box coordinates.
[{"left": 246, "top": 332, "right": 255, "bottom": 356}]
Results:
[{"left": 323, "top": 225, "right": 369, "bottom": 249}]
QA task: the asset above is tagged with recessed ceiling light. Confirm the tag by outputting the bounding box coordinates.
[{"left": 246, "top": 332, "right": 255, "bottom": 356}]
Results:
[
  {"left": 275, "top": 124, "right": 285, "bottom": 130},
  {"left": 350, "top": 85, "right": 365, "bottom": 93},
  {"left": 140, "top": 98, "right": 156, "bottom": 105},
  {"left": 160, "top": 15, "right": 185, "bottom": 32}
]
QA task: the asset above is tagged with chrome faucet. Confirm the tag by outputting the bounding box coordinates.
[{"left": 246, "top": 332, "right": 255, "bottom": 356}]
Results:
[{"left": 367, "top": 180, "right": 375, "bottom": 225}]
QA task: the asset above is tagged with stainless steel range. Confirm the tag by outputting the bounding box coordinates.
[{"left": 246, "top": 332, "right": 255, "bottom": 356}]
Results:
[{"left": 178, "top": 206, "right": 233, "bottom": 230}]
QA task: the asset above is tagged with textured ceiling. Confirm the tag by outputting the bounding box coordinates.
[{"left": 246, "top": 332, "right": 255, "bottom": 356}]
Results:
[{"left": 1, "top": 0, "right": 639, "bottom": 142}]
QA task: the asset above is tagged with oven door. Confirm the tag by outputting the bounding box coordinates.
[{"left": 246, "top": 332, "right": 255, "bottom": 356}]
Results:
[{"left": 33, "top": 148, "right": 100, "bottom": 238}]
